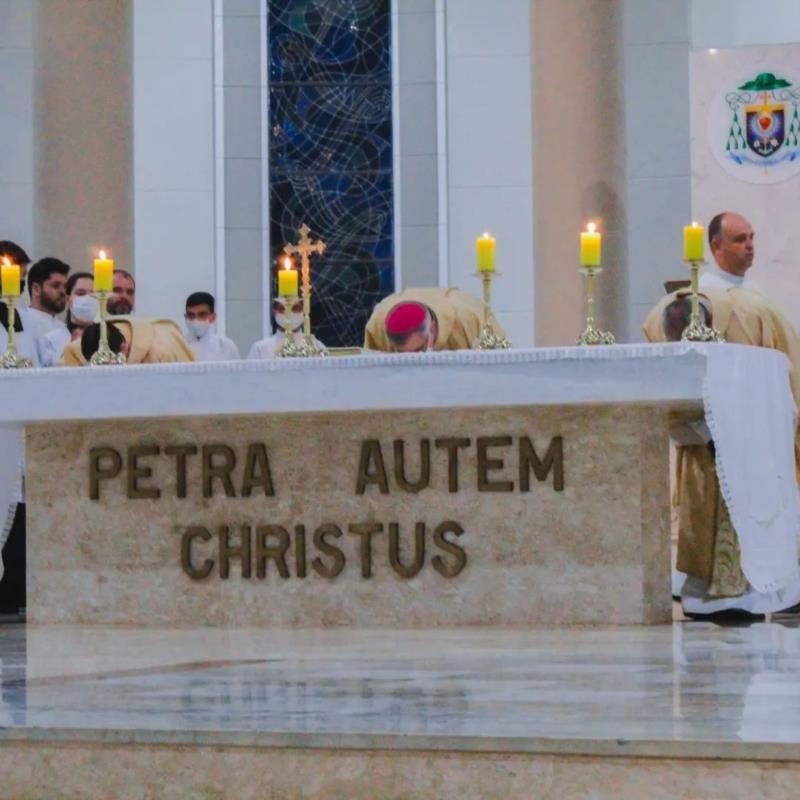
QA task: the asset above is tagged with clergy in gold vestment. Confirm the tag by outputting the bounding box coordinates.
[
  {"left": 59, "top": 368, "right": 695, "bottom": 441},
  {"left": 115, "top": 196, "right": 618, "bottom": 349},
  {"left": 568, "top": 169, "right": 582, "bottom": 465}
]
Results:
[
  {"left": 364, "top": 287, "right": 505, "bottom": 352},
  {"left": 60, "top": 317, "right": 196, "bottom": 365},
  {"left": 643, "top": 288, "right": 800, "bottom": 614}
]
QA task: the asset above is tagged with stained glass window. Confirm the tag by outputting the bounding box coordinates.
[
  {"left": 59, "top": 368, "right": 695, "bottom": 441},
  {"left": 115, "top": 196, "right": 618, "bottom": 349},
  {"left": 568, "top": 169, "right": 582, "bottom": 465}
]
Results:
[{"left": 268, "top": 0, "right": 394, "bottom": 347}]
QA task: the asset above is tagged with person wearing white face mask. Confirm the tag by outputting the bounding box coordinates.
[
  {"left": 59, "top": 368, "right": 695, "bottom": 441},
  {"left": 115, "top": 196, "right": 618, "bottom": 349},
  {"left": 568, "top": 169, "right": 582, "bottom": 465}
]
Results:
[
  {"left": 38, "top": 272, "right": 98, "bottom": 367},
  {"left": 247, "top": 297, "right": 325, "bottom": 359},
  {"left": 184, "top": 292, "right": 240, "bottom": 362}
]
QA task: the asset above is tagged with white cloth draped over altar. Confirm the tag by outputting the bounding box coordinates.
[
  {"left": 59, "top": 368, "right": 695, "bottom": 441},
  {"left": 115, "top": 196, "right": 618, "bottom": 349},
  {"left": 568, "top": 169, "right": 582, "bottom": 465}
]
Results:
[{"left": 0, "top": 343, "right": 798, "bottom": 601}]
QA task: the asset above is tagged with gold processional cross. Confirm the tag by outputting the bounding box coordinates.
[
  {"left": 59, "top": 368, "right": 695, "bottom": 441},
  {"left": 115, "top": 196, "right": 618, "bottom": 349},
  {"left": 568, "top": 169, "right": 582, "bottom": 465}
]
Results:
[{"left": 282, "top": 223, "right": 326, "bottom": 347}]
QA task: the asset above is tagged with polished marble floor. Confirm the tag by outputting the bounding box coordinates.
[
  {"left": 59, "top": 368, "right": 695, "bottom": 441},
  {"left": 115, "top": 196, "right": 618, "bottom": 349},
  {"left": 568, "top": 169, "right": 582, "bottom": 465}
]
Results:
[{"left": 2, "top": 621, "right": 800, "bottom": 757}]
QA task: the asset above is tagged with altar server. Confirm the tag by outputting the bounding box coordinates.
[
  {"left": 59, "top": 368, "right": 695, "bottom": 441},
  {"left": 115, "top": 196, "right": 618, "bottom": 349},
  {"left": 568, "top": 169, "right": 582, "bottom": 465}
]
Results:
[
  {"left": 700, "top": 212, "right": 758, "bottom": 291},
  {"left": 183, "top": 292, "right": 240, "bottom": 362},
  {"left": 363, "top": 287, "right": 505, "bottom": 352},
  {"left": 23, "top": 257, "right": 69, "bottom": 347},
  {"left": 38, "top": 272, "right": 97, "bottom": 367},
  {"left": 61, "top": 317, "right": 195, "bottom": 365},
  {"left": 643, "top": 287, "right": 800, "bottom": 617},
  {"left": 247, "top": 297, "right": 324, "bottom": 359}
]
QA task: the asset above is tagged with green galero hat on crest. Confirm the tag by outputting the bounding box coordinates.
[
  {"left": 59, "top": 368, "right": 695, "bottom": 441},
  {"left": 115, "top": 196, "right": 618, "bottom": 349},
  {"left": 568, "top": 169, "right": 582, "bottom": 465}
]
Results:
[{"left": 738, "top": 72, "right": 792, "bottom": 92}]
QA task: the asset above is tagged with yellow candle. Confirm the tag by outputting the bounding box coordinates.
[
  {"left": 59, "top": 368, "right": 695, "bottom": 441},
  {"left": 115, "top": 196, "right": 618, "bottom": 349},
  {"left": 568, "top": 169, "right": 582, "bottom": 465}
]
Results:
[
  {"left": 278, "top": 256, "right": 299, "bottom": 297},
  {"left": 683, "top": 222, "right": 704, "bottom": 262},
  {"left": 580, "top": 223, "right": 601, "bottom": 266},
  {"left": 1, "top": 257, "right": 20, "bottom": 298},
  {"left": 94, "top": 249, "right": 114, "bottom": 292},
  {"left": 476, "top": 232, "right": 496, "bottom": 273}
]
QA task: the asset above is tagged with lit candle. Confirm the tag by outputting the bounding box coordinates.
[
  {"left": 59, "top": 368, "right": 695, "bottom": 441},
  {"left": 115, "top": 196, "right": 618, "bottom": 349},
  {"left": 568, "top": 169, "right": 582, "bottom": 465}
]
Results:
[
  {"left": 1, "top": 257, "right": 20, "bottom": 298},
  {"left": 476, "top": 232, "right": 496, "bottom": 273},
  {"left": 683, "top": 221, "right": 704, "bottom": 262},
  {"left": 278, "top": 256, "right": 299, "bottom": 297},
  {"left": 580, "top": 222, "right": 601, "bottom": 267},
  {"left": 94, "top": 249, "right": 114, "bottom": 292}
]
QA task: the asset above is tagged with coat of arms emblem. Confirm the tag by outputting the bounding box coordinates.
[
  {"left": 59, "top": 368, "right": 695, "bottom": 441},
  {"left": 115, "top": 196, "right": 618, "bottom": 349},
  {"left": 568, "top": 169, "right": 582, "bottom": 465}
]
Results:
[{"left": 725, "top": 72, "right": 800, "bottom": 166}]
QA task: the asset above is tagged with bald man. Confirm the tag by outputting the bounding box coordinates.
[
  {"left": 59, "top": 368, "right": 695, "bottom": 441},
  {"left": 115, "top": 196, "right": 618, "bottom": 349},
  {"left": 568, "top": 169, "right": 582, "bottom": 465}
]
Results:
[{"left": 700, "top": 212, "right": 758, "bottom": 290}]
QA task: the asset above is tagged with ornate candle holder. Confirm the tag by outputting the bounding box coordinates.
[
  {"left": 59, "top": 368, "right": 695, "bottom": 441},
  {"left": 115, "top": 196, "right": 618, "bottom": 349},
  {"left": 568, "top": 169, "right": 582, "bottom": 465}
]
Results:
[
  {"left": 89, "top": 290, "right": 127, "bottom": 366},
  {"left": 275, "top": 295, "right": 310, "bottom": 358},
  {"left": 681, "top": 260, "right": 725, "bottom": 343},
  {"left": 576, "top": 265, "right": 615, "bottom": 346},
  {"left": 0, "top": 296, "right": 32, "bottom": 369},
  {"left": 473, "top": 271, "right": 511, "bottom": 350}
]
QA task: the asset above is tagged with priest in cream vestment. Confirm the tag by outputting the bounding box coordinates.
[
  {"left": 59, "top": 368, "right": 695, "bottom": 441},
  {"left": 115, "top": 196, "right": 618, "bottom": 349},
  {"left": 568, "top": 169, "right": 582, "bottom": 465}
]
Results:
[
  {"left": 643, "top": 288, "right": 800, "bottom": 615},
  {"left": 364, "top": 287, "right": 505, "bottom": 352},
  {"left": 60, "top": 317, "right": 196, "bottom": 365}
]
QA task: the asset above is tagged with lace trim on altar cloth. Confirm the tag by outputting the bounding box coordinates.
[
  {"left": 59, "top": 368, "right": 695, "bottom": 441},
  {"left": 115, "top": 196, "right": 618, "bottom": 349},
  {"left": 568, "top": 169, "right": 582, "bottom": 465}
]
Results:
[
  {"left": 0, "top": 342, "right": 718, "bottom": 381},
  {"left": 703, "top": 346, "right": 800, "bottom": 594}
]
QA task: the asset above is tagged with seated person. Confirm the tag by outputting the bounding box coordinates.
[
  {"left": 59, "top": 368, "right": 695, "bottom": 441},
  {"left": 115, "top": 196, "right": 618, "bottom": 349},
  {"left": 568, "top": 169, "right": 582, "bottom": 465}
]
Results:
[
  {"left": 643, "top": 287, "right": 800, "bottom": 617},
  {"left": 248, "top": 297, "right": 323, "bottom": 359},
  {"left": 184, "top": 291, "right": 240, "bottom": 362},
  {"left": 364, "top": 287, "right": 505, "bottom": 352},
  {"left": 61, "top": 317, "right": 195, "bottom": 365},
  {"left": 38, "top": 272, "right": 97, "bottom": 367}
]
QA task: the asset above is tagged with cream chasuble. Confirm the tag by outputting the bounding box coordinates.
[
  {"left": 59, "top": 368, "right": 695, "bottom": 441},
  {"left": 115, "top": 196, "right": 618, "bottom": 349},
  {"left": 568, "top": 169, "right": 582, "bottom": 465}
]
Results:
[
  {"left": 60, "top": 317, "right": 196, "bottom": 366},
  {"left": 363, "top": 287, "right": 505, "bottom": 352},
  {"left": 643, "top": 288, "right": 800, "bottom": 596}
]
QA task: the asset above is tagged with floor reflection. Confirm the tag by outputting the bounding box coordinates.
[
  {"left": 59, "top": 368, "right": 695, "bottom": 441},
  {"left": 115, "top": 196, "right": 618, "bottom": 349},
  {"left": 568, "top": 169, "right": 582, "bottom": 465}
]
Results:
[{"left": 1, "top": 621, "right": 800, "bottom": 745}]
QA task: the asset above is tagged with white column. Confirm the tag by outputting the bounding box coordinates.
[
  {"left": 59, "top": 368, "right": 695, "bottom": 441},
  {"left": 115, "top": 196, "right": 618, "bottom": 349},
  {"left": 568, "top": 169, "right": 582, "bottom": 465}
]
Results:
[
  {"left": 444, "top": 0, "right": 535, "bottom": 346},
  {"left": 133, "top": 0, "right": 215, "bottom": 322}
]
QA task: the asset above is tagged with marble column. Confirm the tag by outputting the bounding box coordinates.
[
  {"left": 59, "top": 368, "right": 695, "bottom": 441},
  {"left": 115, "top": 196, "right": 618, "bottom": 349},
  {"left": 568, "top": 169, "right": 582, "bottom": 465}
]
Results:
[
  {"left": 33, "top": 0, "right": 133, "bottom": 272},
  {"left": 533, "top": 0, "right": 626, "bottom": 345}
]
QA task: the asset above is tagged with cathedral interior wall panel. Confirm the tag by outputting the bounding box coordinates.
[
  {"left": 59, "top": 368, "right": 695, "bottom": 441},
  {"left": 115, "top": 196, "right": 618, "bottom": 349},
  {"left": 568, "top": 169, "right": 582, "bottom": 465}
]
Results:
[
  {"left": 690, "top": 44, "right": 800, "bottom": 332},
  {"left": 132, "top": 0, "right": 215, "bottom": 322},
  {"left": 0, "top": 0, "right": 33, "bottom": 249}
]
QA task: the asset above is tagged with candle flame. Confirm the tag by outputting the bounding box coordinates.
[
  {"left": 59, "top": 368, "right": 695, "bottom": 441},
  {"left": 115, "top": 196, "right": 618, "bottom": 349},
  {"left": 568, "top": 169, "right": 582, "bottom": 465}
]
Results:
[
  {"left": 1, "top": 257, "right": 10, "bottom": 267},
  {"left": 691, "top": 221, "right": 699, "bottom": 228},
  {"left": 587, "top": 222, "right": 597, "bottom": 234},
  {"left": 482, "top": 232, "right": 491, "bottom": 239},
  {"left": 99, "top": 249, "right": 107, "bottom": 260},
  {"left": 282, "top": 256, "right": 293, "bottom": 271}
]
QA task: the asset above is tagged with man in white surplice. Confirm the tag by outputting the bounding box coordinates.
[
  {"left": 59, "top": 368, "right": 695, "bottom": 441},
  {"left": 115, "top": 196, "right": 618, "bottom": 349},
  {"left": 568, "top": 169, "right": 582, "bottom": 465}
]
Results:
[{"left": 699, "top": 212, "right": 759, "bottom": 291}]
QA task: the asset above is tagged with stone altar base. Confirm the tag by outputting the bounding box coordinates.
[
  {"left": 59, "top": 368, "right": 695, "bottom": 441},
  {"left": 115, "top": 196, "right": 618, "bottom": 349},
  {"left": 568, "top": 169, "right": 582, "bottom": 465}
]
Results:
[
  {"left": 26, "top": 404, "right": 671, "bottom": 626},
  {"left": 26, "top": 407, "right": 671, "bottom": 628}
]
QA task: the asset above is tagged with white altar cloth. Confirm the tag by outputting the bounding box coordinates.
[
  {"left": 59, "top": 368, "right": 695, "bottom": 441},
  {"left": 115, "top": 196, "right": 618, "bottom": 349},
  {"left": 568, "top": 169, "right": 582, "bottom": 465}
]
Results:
[{"left": 0, "top": 343, "right": 797, "bottom": 597}]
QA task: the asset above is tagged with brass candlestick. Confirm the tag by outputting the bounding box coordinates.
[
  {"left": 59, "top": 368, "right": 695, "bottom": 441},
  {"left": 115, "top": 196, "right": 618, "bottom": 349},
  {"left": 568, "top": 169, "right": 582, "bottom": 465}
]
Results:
[
  {"left": 0, "top": 296, "right": 33, "bottom": 369},
  {"left": 275, "top": 295, "right": 307, "bottom": 358},
  {"left": 681, "top": 260, "right": 725, "bottom": 343},
  {"left": 473, "top": 271, "right": 511, "bottom": 350},
  {"left": 282, "top": 224, "right": 328, "bottom": 357},
  {"left": 89, "top": 290, "right": 127, "bottom": 366},
  {"left": 576, "top": 265, "right": 615, "bottom": 346}
]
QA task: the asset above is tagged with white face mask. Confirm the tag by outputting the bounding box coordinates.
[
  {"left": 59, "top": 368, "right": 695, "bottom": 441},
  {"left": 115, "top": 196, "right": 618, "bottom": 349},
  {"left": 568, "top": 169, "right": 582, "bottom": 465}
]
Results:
[
  {"left": 186, "top": 320, "right": 212, "bottom": 340},
  {"left": 275, "top": 312, "right": 303, "bottom": 332},
  {"left": 71, "top": 294, "right": 99, "bottom": 324}
]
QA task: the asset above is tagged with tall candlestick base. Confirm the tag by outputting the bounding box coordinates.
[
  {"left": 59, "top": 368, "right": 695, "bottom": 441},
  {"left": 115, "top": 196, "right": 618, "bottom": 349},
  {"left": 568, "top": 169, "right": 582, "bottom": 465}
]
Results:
[
  {"left": 681, "top": 260, "right": 725, "bottom": 343},
  {"left": 473, "top": 271, "right": 511, "bottom": 350},
  {"left": 275, "top": 295, "right": 328, "bottom": 358},
  {"left": 0, "top": 297, "right": 33, "bottom": 369},
  {"left": 576, "top": 266, "right": 615, "bottom": 346},
  {"left": 89, "top": 291, "right": 127, "bottom": 366}
]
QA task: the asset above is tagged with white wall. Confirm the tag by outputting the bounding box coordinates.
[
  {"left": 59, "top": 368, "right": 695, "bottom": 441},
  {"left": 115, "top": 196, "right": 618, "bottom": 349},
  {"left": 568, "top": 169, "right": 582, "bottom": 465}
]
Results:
[
  {"left": 0, "top": 0, "right": 34, "bottom": 253},
  {"left": 133, "top": 0, "right": 216, "bottom": 322},
  {"left": 444, "top": 0, "right": 535, "bottom": 346},
  {"left": 692, "top": 0, "right": 800, "bottom": 50},
  {"left": 623, "top": 0, "right": 691, "bottom": 341}
]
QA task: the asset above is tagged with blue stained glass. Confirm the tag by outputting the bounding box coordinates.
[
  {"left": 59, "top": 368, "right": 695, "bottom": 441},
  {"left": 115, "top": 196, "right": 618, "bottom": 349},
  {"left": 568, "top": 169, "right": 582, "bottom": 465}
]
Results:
[{"left": 268, "top": 0, "right": 393, "bottom": 347}]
